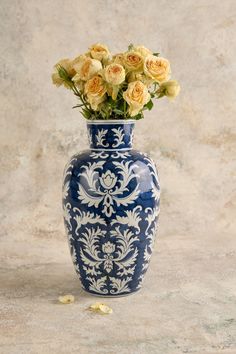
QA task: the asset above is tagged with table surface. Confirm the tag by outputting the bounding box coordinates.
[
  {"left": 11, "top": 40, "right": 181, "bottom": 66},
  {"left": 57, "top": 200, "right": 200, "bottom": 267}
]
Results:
[{"left": 1, "top": 232, "right": 235, "bottom": 354}]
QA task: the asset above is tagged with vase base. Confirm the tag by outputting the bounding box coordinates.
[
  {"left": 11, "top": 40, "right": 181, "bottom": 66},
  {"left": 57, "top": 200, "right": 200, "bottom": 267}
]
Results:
[{"left": 81, "top": 287, "right": 141, "bottom": 298}]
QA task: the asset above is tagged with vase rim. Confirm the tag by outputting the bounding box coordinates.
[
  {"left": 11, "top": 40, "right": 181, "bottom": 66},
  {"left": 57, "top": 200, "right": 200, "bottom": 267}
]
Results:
[{"left": 86, "top": 119, "right": 136, "bottom": 125}]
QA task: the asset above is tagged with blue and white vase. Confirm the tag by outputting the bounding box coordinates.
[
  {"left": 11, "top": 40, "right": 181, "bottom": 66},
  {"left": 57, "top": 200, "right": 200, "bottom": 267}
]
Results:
[{"left": 62, "top": 120, "right": 160, "bottom": 296}]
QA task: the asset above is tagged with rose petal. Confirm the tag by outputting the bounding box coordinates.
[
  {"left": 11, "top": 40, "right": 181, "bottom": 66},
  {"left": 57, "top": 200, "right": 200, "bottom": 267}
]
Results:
[
  {"left": 99, "top": 304, "right": 113, "bottom": 314},
  {"left": 58, "top": 294, "right": 75, "bottom": 304},
  {"left": 89, "top": 302, "right": 113, "bottom": 314}
]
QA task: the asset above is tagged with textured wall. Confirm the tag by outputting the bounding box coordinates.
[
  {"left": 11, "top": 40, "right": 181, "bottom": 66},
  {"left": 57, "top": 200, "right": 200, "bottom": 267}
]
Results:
[
  {"left": 1, "top": 0, "right": 235, "bottom": 243},
  {"left": 1, "top": 1, "right": 236, "bottom": 353}
]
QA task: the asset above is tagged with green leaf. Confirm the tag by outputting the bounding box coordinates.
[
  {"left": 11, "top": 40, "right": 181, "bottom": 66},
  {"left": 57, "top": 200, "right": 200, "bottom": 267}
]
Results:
[
  {"left": 57, "top": 66, "right": 70, "bottom": 80},
  {"left": 72, "top": 104, "right": 85, "bottom": 109},
  {"left": 134, "top": 113, "right": 143, "bottom": 120},
  {"left": 128, "top": 43, "right": 134, "bottom": 51},
  {"left": 107, "top": 97, "right": 116, "bottom": 106},
  {"left": 113, "top": 108, "right": 124, "bottom": 115},
  {"left": 81, "top": 108, "right": 92, "bottom": 119},
  {"left": 56, "top": 65, "right": 74, "bottom": 88},
  {"left": 153, "top": 52, "right": 160, "bottom": 57},
  {"left": 132, "top": 111, "right": 144, "bottom": 120},
  {"left": 145, "top": 99, "right": 154, "bottom": 110}
]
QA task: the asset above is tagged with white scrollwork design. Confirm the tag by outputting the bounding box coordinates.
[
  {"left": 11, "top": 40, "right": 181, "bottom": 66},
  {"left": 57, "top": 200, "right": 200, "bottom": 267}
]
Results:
[
  {"left": 90, "top": 151, "right": 130, "bottom": 160},
  {"left": 77, "top": 160, "right": 140, "bottom": 217},
  {"left": 63, "top": 203, "right": 72, "bottom": 231},
  {"left": 77, "top": 224, "right": 138, "bottom": 294},
  {"left": 110, "top": 277, "right": 132, "bottom": 294},
  {"left": 110, "top": 151, "right": 130, "bottom": 159},
  {"left": 110, "top": 226, "right": 138, "bottom": 276},
  {"left": 130, "top": 130, "right": 134, "bottom": 146},
  {"left": 87, "top": 276, "right": 109, "bottom": 295},
  {"left": 112, "top": 127, "right": 125, "bottom": 148},
  {"left": 145, "top": 206, "right": 159, "bottom": 236},
  {"left": 88, "top": 130, "right": 93, "bottom": 146},
  {"left": 65, "top": 225, "right": 81, "bottom": 277},
  {"left": 136, "top": 206, "right": 159, "bottom": 288},
  {"left": 73, "top": 208, "right": 106, "bottom": 235},
  {"left": 79, "top": 225, "right": 138, "bottom": 279},
  {"left": 95, "top": 128, "right": 109, "bottom": 147},
  {"left": 63, "top": 147, "right": 160, "bottom": 296},
  {"left": 62, "top": 181, "right": 70, "bottom": 200},
  {"left": 80, "top": 226, "right": 106, "bottom": 276},
  {"left": 152, "top": 183, "right": 160, "bottom": 201},
  {"left": 63, "top": 156, "right": 77, "bottom": 180},
  {"left": 111, "top": 205, "right": 142, "bottom": 233},
  {"left": 90, "top": 151, "right": 109, "bottom": 159},
  {"left": 144, "top": 156, "right": 160, "bottom": 184}
]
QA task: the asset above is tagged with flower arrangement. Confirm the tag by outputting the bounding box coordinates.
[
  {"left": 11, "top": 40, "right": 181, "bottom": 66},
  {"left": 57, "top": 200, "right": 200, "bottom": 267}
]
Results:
[{"left": 52, "top": 43, "right": 180, "bottom": 120}]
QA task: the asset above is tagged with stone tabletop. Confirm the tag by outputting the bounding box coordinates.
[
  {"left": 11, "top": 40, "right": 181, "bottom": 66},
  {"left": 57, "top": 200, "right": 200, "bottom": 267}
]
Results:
[
  {"left": 1, "top": 0, "right": 236, "bottom": 352},
  {"left": 1, "top": 233, "right": 235, "bottom": 354}
]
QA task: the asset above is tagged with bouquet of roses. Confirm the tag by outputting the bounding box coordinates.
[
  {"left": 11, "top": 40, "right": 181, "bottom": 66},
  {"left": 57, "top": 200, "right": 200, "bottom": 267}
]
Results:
[{"left": 52, "top": 43, "right": 180, "bottom": 120}]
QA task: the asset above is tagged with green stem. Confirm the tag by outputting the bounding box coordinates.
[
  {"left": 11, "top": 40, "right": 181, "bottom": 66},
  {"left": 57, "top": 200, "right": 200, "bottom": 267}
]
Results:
[
  {"left": 71, "top": 83, "right": 96, "bottom": 119},
  {"left": 123, "top": 100, "right": 127, "bottom": 118}
]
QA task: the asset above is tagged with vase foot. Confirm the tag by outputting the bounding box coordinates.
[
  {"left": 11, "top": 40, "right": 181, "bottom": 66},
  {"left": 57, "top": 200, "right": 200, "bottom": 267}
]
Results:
[{"left": 81, "top": 287, "right": 141, "bottom": 298}]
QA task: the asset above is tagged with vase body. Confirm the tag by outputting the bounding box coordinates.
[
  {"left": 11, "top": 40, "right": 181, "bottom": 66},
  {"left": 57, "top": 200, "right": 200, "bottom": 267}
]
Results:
[{"left": 62, "top": 120, "right": 160, "bottom": 296}]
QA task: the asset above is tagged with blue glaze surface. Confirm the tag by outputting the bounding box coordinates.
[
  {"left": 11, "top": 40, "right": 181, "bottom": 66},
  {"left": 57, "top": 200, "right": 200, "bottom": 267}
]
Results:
[{"left": 62, "top": 120, "right": 160, "bottom": 296}]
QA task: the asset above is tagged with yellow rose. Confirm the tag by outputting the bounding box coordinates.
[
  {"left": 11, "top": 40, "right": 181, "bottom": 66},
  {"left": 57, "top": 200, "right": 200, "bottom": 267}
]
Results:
[
  {"left": 133, "top": 45, "right": 152, "bottom": 58},
  {"left": 71, "top": 54, "right": 88, "bottom": 68},
  {"left": 112, "top": 53, "right": 124, "bottom": 66},
  {"left": 84, "top": 75, "right": 107, "bottom": 110},
  {"left": 127, "top": 71, "right": 154, "bottom": 87},
  {"left": 123, "top": 81, "right": 150, "bottom": 117},
  {"left": 73, "top": 56, "right": 102, "bottom": 81},
  {"left": 104, "top": 63, "right": 125, "bottom": 85},
  {"left": 123, "top": 51, "right": 143, "bottom": 72},
  {"left": 89, "top": 43, "right": 110, "bottom": 61},
  {"left": 56, "top": 58, "right": 75, "bottom": 76},
  {"left": 158, "top": 80, "right": 180, "bottom": 99},
  {"left": 144, "top": 55, "right": 170, "bottom": 82},
  {"left": 51, "top": 58, "right": 75, "bottom": 88}
]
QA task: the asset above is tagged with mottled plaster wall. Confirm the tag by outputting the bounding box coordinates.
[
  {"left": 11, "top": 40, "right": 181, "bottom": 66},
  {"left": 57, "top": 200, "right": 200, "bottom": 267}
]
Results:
[
  {"left": 1, "top": 0, "right": 236, "bottom": 246},
  {"left": 1, "top": 2, "right": 236, "bottom": 353}
]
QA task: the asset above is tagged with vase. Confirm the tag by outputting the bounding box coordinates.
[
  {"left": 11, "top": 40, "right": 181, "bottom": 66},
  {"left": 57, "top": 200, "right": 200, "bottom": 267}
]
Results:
[{"left": 62, "top": 119, "right": 160, "bottom": 296}]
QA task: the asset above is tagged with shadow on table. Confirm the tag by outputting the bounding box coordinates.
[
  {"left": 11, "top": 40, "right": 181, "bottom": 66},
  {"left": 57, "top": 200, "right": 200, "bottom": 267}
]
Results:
[{"left": 2, "top": 262, "right": 96, "bottom": 300}]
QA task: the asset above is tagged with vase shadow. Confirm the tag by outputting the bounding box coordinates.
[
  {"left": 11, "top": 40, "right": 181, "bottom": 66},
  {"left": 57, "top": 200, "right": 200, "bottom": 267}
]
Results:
[{"left": 2, "top": 262, "right": 96, "bottom": 301}]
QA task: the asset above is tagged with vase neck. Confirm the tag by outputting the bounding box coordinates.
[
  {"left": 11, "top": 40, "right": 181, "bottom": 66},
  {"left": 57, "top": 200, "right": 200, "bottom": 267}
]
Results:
[{"left": 87, "top": 120, "right": 135, "bottom": 151}]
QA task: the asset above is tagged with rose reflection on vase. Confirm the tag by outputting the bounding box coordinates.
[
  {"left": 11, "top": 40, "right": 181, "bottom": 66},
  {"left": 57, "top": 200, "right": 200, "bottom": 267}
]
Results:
[{"left": 62, "top": 120, "right": 160, "bottom": 296}]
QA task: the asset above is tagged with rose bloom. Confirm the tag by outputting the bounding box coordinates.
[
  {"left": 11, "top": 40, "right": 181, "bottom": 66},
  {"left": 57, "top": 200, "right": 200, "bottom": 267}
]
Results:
[
  {"left": 73, "top": 56, "right": 102, "bottom": 81},
  {"left": 90, "top": 43, "right": 110, "bottom": 61},
  {"left": 123, "top": 51, "right": 143, "bottom": 71},
  {"left": 127, "top": 71, "right": 154, "bottom": 88},
  {"left": 84, "top": 75, "right": 107, "bottom": 110},
  {"left": 104, "top": 63, "right": 125, "bottom": 85},
  {"left": 123, "top": 80, "right": 150, "bottom": 117},
  {"left": 144, "top": 55, "right": 170, "bottom": 82},
  {"left": 112, "top": 53, "right": 124, "bottom": 66},
  {"left": 159, "top": 80, "right": 180, "bottom": 99},
  {"left": 51, "top": 58, "right": 75, "bottom": 88},
  {"left": 133, "top": 45, "right": 152, "bottom": 58}
]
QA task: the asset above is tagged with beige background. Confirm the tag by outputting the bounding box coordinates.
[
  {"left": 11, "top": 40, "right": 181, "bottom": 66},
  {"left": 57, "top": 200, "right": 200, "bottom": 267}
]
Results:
[{"left": 1, "top": 1, "right": 236, "bottom": 353}]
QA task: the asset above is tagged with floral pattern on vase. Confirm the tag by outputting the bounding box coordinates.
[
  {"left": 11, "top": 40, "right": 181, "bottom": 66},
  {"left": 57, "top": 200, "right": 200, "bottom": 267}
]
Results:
[{"left": 63, "top": 120, "right": 160, "bottom": 296}]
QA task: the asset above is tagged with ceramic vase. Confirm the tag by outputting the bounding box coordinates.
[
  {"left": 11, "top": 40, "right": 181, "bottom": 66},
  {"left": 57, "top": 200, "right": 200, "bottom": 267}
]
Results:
[{"left": 62, "top": 120, "right": 160, "bottom": 296}]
